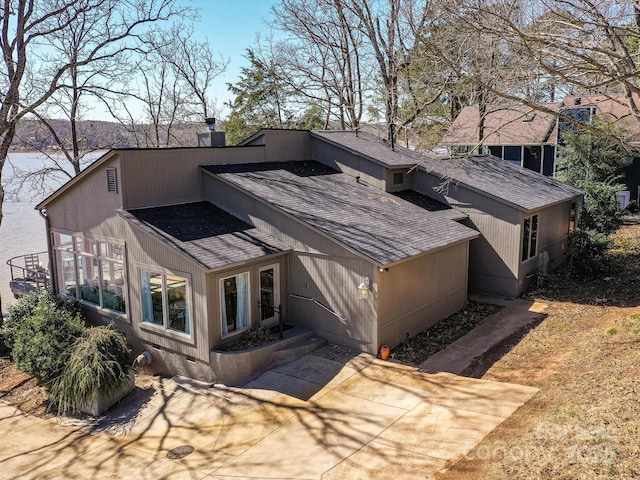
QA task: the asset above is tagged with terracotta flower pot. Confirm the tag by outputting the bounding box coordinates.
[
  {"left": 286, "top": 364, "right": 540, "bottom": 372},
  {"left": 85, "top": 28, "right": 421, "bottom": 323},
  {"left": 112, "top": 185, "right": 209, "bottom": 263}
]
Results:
[{"left": 380, "top": 345, "right": 390, "bottom": 360}]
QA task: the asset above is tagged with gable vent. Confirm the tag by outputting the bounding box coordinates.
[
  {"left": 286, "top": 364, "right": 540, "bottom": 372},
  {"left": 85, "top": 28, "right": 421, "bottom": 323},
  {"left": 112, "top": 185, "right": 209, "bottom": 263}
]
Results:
[{"left": 106, "top": 167, "right": 118, "bottom": 192}]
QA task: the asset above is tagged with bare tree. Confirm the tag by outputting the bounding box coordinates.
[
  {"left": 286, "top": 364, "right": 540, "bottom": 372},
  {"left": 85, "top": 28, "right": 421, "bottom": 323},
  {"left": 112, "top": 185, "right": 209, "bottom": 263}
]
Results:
[
  {"left": 437, "top": 0, "right": 640, "bottom": 147},
  {"left": 270, "top": 0, "right": 368, "bottom": 130},
  {"left": 101, "top": 23, "right": 228, "bottom": 148},
  {"left": 0, "top": 0, "right": 187, "bottom": 227}
]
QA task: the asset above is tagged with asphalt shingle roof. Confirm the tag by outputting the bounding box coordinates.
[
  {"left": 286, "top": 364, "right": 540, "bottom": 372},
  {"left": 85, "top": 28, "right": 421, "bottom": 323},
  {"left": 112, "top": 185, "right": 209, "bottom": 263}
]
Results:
[
  {"left": 311, "top": 130, "right": 581, "bottom": 212},
  {"left": 119, "top": 201, "right": 289, "bottom": 271},
  {"left": 419, "top": 155, "right": 582, "bottom": 212},
  {"left": 311, "top": 130, "right": 418, "bottom": 167},
  {"left": 203, "top": 161, "right": 478, "bottom": 266}
]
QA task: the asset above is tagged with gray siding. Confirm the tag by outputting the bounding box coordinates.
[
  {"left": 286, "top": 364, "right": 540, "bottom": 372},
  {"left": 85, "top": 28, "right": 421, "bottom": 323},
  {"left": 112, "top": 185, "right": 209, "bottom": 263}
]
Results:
[
  {"left": 311, "top": 137, "right": 388, "bottom": 190},
  {"left": 203, "top": 174, "right": 379, "bottom": 353},
  {"left": 413, "top": 169, "right": 522, "bottom": 297},
  {"left": 517, "top": 201, "right": 571, "bottom": 294},
  {"left": 45, "top": 156, "right": 124, "bottom": 235},
  {"left": 413, "top": 169, "right": 575, "bottom": 297},
  {"left": 119, "top": 147, "right": 266, "bottom": 209},
  {"left": 261, "top": 130, "right": 312, "bottom": 161},
  {"left": 206, "top": 255, "right": 288, "bottom": 348},
  {"left": 377, "top": 241, "right": 470, "bottom": 349},
  {"left": 44, "top": 153, "right": 216, "bottom": 380}
]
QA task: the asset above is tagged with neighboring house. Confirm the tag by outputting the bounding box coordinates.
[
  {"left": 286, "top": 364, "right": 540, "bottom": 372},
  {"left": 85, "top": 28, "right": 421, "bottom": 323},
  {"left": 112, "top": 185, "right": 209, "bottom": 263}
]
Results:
[
  {"left": 35, "top": 129, "right": 579, "bottom": 382},
  {"left": 441, "top": 95, "right": 640, "bottom": 203}
]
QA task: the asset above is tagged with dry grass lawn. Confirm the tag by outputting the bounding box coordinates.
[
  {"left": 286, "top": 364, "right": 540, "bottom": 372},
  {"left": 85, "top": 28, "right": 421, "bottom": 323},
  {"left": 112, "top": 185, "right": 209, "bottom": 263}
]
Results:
[{"left": 437, "top": 225, "right": 640, "bottom": 480}]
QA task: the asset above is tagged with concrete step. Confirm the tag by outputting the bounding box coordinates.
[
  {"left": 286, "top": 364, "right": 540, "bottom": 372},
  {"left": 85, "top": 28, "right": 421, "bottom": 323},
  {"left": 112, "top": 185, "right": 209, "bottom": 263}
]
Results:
[{"left": 272, "top": 335, "right": 328, "bottom": 366}]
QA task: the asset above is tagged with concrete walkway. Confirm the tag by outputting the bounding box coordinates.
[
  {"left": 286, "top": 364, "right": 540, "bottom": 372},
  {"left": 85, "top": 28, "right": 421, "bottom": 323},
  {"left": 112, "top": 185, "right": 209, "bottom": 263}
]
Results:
[
  {"left": 419, "top": 294, "right": 548, "bottom": 375},
  {"left": 0, "top": 344, "right": 538, "bottom": 480}
]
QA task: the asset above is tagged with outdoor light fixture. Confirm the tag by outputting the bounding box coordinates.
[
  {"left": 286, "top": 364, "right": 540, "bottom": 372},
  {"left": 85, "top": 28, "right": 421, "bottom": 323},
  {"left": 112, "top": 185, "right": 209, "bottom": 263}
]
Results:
[{"left": 358, "top": 276, "right": 370, "bottom": 299}]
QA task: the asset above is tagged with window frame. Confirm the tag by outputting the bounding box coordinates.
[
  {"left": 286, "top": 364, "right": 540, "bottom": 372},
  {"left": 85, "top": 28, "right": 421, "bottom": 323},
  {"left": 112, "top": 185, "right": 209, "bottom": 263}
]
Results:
[
  {"left": 140, "top": 267, "right": 192, "bottom": 338},
  {"left": 220, "top": 271, "right": 251, "bottom": 338},
  {"left": 52, "top": 230, "right": 127, "bottom": 316},
  {"left": 521, "top": 214, "right": 539, "bottom": 262}
]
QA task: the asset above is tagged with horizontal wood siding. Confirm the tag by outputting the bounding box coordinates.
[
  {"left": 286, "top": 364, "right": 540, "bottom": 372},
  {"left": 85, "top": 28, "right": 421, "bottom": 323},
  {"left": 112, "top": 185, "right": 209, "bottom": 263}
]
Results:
[
  {"left": 203, "top": 174, "right": 379, "bottom": 352},
  {"left": 311, "top": 137, "right": 387, "bottom": 190},
  {"left": 413, "top": 170, "right": 522, "bottom": 296},
  {"left": 377, "top": 242, "right": 469, "bottom": 349},
  {"left": 119, "top": 147, "right": 266, "bottom": 209}
]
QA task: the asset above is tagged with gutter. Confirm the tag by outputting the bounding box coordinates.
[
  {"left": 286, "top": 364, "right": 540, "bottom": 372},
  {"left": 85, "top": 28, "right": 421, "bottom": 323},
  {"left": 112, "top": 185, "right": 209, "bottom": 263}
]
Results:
[{"left": 38, "top": 208, "right": 56, "bottom": 294}]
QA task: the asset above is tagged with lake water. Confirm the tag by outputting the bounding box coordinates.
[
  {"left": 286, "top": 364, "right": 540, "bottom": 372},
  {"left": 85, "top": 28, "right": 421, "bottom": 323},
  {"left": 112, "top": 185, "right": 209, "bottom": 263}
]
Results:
[{"left": 0, "top": 152, "right": 104, "bottom": 313}]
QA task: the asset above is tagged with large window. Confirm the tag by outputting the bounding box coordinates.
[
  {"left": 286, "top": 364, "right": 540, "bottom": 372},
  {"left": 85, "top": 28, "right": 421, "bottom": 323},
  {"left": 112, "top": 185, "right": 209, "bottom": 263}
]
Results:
[
  {"left": 521, "top": 214, "right": 539, "bottom": 261},
  {"left": 53, "top": 232, "right": 126, "bottom": 314},
  {"left": 141, "top": 270, "right": 190, "bottom": 335},
  {"left": 221, "top": 272, "right": 250, "bottom": 336}
]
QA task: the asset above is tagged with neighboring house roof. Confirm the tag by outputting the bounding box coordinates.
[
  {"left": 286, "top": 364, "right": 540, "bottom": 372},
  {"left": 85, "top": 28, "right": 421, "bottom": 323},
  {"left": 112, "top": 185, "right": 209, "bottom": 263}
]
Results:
[
  {"left": 118, "top": 201, "right": 290, "bottom": 272},
  {"left": 562, "top": 94, "right": 640, "bottom": 142},
  {"left": 202, "top": 161, "right": 478, "bottom": 267},
  {"left": 440, "top": 104, "right": 561, "bottom": 146},
  {"left": 309, "top": 129, "right": 581, "bottom": 212},
  {"left": 419, "top": 155, "right": 582, "bottom": 212},
  {"left": 440, "top": 94, "right": 640, "bottom": 147}
]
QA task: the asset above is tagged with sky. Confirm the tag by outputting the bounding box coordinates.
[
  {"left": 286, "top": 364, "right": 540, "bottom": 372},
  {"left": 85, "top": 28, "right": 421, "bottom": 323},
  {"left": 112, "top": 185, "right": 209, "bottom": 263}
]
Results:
[
  {"left": 87, "top": 0, "right": 280, "bottom": 122},
  {"left": 186, "top": 0, "right": 280, "bottom": 116}
]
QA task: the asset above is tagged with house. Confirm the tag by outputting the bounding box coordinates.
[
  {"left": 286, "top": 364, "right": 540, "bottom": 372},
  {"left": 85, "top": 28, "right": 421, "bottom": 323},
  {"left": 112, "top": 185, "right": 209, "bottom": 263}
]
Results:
[
  {"left": 35, "top": 128, "right": 579, "bottom": 382},
  {"left": 441, "top": 95, "right": 640, "bottom": 203}
]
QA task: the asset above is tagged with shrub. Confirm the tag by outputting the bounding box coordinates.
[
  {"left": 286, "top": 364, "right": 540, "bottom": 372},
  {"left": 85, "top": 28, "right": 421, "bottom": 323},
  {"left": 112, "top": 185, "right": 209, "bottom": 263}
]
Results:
[
  {"left": 3, "top": 292, "right": 80, "bottom": 351},
  {"left": 49, "top": 325, "right": 131, "bottom": 415},
  {"left": 566, "top": 228, "right": 613, "bottom": 277},
  {"left": 4, "top": 293, "right": 85, "bottom": 383},
  {"left": 226, "top": 326, "right": 278, "bottom": 351}
]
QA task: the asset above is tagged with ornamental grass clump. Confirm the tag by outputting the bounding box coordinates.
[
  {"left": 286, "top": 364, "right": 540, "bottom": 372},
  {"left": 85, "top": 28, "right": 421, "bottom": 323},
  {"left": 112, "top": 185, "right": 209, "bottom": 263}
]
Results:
[{"left": 50, "top": 324, "right": 131, "bottom": 416}]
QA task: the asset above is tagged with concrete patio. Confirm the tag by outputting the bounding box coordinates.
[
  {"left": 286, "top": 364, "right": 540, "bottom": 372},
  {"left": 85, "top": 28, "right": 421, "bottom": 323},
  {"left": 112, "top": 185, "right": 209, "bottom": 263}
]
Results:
[{"left": 0, "top": 344, "right": 537, "bottom": 479}]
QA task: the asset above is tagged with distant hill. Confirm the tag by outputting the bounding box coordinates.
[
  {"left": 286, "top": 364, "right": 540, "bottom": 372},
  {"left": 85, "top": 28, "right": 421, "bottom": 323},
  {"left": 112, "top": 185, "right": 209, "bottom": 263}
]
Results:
[{"left": 10, "top": 119, "right": 207, "bottom": 151}]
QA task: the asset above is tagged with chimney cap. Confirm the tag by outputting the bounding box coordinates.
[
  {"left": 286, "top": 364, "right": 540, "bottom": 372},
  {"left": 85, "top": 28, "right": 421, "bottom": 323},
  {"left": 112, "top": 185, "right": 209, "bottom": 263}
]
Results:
[{"left": 205, "top": 117, "right": 216, "bottom": 131}]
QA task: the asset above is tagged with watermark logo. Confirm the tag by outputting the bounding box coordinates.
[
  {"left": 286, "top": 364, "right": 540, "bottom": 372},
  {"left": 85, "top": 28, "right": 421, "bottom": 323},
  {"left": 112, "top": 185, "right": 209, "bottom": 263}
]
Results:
[{"left": 464, "top": 421, "right": 619, "bottom": 465}]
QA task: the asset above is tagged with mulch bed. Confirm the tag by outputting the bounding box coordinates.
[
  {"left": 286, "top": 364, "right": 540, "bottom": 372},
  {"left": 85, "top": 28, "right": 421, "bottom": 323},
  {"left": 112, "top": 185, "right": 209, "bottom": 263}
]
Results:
[{"left": 391, "top": 301, "right": 503, "bottom": 366}]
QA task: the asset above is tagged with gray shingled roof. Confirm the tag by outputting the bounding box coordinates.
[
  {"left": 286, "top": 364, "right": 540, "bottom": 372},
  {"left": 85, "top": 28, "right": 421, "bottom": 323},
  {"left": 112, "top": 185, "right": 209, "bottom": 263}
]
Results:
[
  {"left": 312, "top": 130, "right": 418, "bottom": 167},
  {"left": 203, "top": 162, "right": 478, "bottom": 266},
  {"left": 311, "top": 130, "right": 582, "bottom": 212},
  {"left": 419, "top": 155, "right": 582, "bottom": 212},
  {"left": 119, "top": 202, "right": 290, "bottom": 271}
]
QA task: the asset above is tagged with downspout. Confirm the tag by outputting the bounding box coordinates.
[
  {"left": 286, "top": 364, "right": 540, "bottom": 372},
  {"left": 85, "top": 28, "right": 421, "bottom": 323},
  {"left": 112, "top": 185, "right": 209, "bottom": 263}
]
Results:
[{"left": 38, "top": 208, "right": 56, "bottom": 294}]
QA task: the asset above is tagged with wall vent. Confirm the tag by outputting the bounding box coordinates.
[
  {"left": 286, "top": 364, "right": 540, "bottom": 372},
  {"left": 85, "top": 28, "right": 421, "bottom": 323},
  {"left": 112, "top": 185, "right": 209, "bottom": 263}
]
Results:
[{"left": 106, "top": 167, "right": 118, "bottom": 192}]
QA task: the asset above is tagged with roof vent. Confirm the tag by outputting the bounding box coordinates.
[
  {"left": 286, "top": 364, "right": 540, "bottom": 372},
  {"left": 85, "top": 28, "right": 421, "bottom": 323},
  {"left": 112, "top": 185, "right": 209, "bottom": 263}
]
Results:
[{"left": 106, "top": 167, "right": 117, "bottom": 193}]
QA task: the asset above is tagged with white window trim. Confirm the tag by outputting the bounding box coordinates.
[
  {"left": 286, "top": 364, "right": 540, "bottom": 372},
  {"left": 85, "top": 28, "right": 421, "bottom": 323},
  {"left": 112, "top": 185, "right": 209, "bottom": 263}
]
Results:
[
  {"left": 220, "top": 271, "right": 251, "bottom": 338},
  {"left": 258, "top": 264, "right": 280, "bottom": 327},
  {"left": 521, "top": 214, "right": 539, "bottom": 262},
  {"left": 52, "top": 230, "right": 128, "bottom": 317},
  {"left": 139, "top": 266, "right": 193, "bottom": 339}
]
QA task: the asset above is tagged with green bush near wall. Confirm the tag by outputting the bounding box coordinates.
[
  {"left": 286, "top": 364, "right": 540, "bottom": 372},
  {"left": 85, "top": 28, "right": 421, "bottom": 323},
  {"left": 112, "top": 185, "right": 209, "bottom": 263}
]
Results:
[
  {"left": 2, "top": 292, "right": 132, "bottom": 415},
  {"left": 3, "top": 293, "right": 85, "bottom": 383}
]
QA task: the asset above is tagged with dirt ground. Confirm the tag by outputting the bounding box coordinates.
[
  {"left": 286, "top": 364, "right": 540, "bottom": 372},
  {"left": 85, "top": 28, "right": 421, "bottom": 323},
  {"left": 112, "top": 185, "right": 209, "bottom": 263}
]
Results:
[
  {"left": 2, "top": 226, "right": 640, "bottom": 479},
  {"left": 436, "top": 225, "right": 640, "bottom": 480}
]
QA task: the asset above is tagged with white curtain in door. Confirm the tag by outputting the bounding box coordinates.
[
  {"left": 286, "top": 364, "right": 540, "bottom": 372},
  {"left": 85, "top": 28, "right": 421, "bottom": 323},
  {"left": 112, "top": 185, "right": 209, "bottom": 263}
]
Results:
[{"left": 236, "top": 273, "right": 248, "bottom": 330}]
